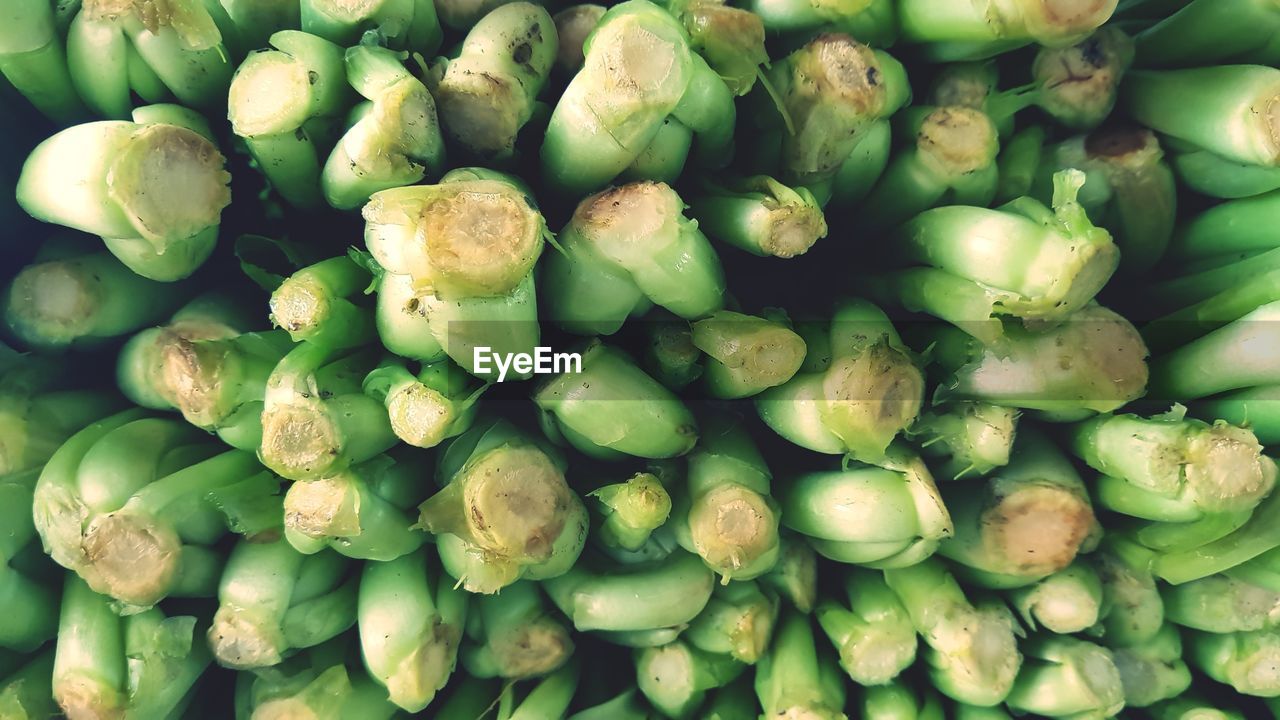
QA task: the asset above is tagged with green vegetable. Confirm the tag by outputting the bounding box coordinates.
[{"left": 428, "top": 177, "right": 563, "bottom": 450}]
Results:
[
  {"left": 815, "top": 568, "right": 917, "bottom": 686},
  {"left": 1004, "top": 636, "right": 1125, "bottom": 719},
  {"left": 301, "top": 0, "right": 443, "bottom": 51},
  {"left": 1008, "top": 561, "right": 1104, "bottom": 634},
  {"left": 461, "top": 580, "right": 573, "bottom": 680},
  {"left": 899, "top": 0, "right": 1118, "bottom": 61},
  {"left": 686, "top": 580, "right": 779, "bottom": 664},
  {"left": 17, "top": 104, "right": 231, "bottom": 280},
  {"left": 754, "top": 610, "right": 848, "bottom": 720},
  {"left": 635, "top": 639, "right": 744, "bottom": 718},
  {"left": 543, "top": 550, "right": 715, "bottom": 634},
  {"left": 907, "top": 402, "right": 1019, "bottom": 481},
  {"left": 687, "top": 175, "right": 828, "bottom": 259}
]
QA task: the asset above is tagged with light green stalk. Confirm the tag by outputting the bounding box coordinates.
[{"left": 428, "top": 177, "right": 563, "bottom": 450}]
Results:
[
  {"left": 230, "top": 31, "right": 353, "bottom": 210},
  {"left": 0, "top": 648, "right": 57, "bottom": 720},
  {"left": 884, "top": 557, "right": 1023, "bottom": 706},
  {"left": 1036, "top": 125, "right": 1177, "bottom": 274},
  {"left": 1123, "top": 64, "right": 1280, "bottom": 168},
  {"left": 861, "top": 681, "right": 945, "bottom": 720},
  {"left": 362, "top": 357, "right": 484, "bottom": 449},
  {"left": 33, "top": 415, "right": 263, "bottom": 608},
  {"left": 543, "top": 181, "right": 725, "bottom": 336},
  {"left": 259, "top": 343, "right": 397, "bottom": 481},
  {"left": 1070, "top": 406, "right": 1277, "bottom": 522},
  {"left": 688, "top": 175, "right": 828, "bottom": 259},
  {"left": 1107, "top": 624, "right": 1191, "bottom": 708},
  {"left": 435, "top": 2, "right": 557, "bottom": 158},
  {"left": 924, "top": 303, "right": 1149, "bottom": 421},
  {"left": 642, "top": 311, "right": 704, "bottom": 391},
  {"left": 1009, "top": 562, "right": 1104, "bottom": 634},
  {"left": 358, "top": 546, "right": 466, "bottom": 712},
  {"left": 0, "top": 481, "right": 58, "bottom": 653},
  {"left": 552, "top": 5, "right": 605, "bottom": 76},
  {"left": 270, "top": 256, "right": 376, "bottom": 349},
  {"left": 754, "top": 611, "right": 847, "bottom": 720},
  {"left": 462, "top": 581, "right": 573, "bottom": 680},
  {"left": 899, "top": 0, "right": 1118, "bottom": 61},
  {"left": 815, "top": 567, "right": 917, "bottom": 686},
  {"left": 670, "top": 416, "right": 780, "bottom": 581},
  {"left": 16, "top": 105, "right": 231, "bottom": 281},
  {"left": 1187, "top": 628, "right": 1280, "bottom": 697},
  {"left": 1134, "top": 0, "right": 1280, "bottom": 67},
  {"left": 778, "top": 446, "right": 953, "bottom": 568},
  {"left": 420, "top": 419, "right": 587, "bottom": 594},
  {"left": 322, "top": 44, "right": 446, "bottom": 210},
  {"left": 1005, "top": 636, "right": 1125, "bottom": 720},
  {"left": 208, "top": 538, "right": 357, "bottom": 670},
  {"left": 1194, "top": 385, "right": 1280, "bottom": 446},
  {"left": 535, "top": 340, "right": 699, "bottom": 460},
  {"left": 1092, "top": 537, "right": 1165, "bottom": 647},
  {"left": 1164, "top": 574, "right": 1280, "bottom": 633},
  {"left": 758, "top": 33, "right": 908, "bottom": 186},
  {"left": 1148, "top": 488, "right": 1280, "bottom": 584},
  {"left": 686, "top": 580, "right": 778, "bottom": 664},
  {"left": 1169, "top": 143, "right": 1280, "bottom": 198},
  {"left": 939, "top": 429, "right": 1101, "bottom": 588},
  {"left": 540, "top": 0, "right": 736, "bottom": 196},
  {"left": 663, "top": 0, "right": 766, "bottom": 96},
  {"left": 283, "top": 454, "right": 429, "bottom": 561},
  {"left": 859, "top": 105, "right": 1001, "bottom": 231},
  {"left": 300, "top": 0, "right": 442, "bottom": 52},
  {"left": 589, "top": 472, "right": 673, "bottom": 552},
  {"left": 0, "top": 0, "right": 86, "bottom": 122},
  {"left": 761, "top": 533, "right": 819, "bottom": 613},
  {"left": 907, "top": 402, "right": 1019, "bottom": 481},
  {"left": 756, "top": 299, "right": 925, "bottom": 462},
  {"left": 689, "top": 311, "right": 807, "bottom": 398},
  {"left": 65, "top": 0, "right": 234, "bottom": 117},
  {"left": 636, "top": 639, "right": 744, "bottom": 719},
  {"left": 0, "top": 367, "right": 121, "bottom": 477},
  {"left": 873, "top": 171, "right": 1119, "bottom": 343},
  {"left": 543, "top": 550, "right": 716, "bottom": 633},
  {"left": 496, "top": 659, "right": 579, "bottom": 720},
  {"left": 1148, "top": 299, "right": 1280, "bottom": 401}
]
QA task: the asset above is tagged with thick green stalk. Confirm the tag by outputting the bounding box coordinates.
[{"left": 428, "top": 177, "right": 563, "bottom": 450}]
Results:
[
  {"left": 589, "top": 472, "right": 673, "bottom": 552},
  {"left": 636, "top": 639, "right": 744, "bottom": 719},
  {"left": 0, "top": 648, "right": 56, "bottom": 720},
  {"left": 65, "top": 1, "right": 233, "bottom": 117},
  {"left": 436, "top": 2, "right": 557, "bottom": 158},
  {"left": 362, "top": 357, "right": 483, "bottom": 449},
  {"left": 1193, "top": 384, "right": 1280, "bottom": 446},
  {"left": 884, "top": 557, "right": 1023, "bottom": 706},
  {"left": 671, "top": 417, "right": 781, "bottom": 580},
  {"left": 1107, "top": 624, "right": 1191, "bottom": 707},
  {"left": 664, "top": 0, "right": 767, "bottom": 96},
  {"left": 284, "top": 454, "right": 429, "bottom": 561},
  {"left": 756, "top": 299, "right": 925, "bottom": 462},
  {"left": 209, "top": 538, "right": 356, "bottom": 669},
  {"left": 642, "top": 311, "right": 704, "bottom": 391},
  {"left": 229, "top": 31, "right": 352, "bottom": 209},
  {"left": 4, "top": 247, "right": 180, "bottom": 350},
  {"left": 996, "top": 124, "right": 1047, "bottom": 203},
  {"left": 779, "top": 447, "right": 953, "bottom": 568},
  {"left": 1148, "top": 299, "right": 1280, "bottom": 401},
  {"left": 924, "top": 303, "right": 1149, "bottom": 420},
  {"left": 543, "top": 181, "right": 725, "bottom": 336},
  {"left": 688, "top": 175, "right": 828, "bottom": 259},
  {"left": 0, "top": 482, "right": 58, "bottom": 653},
  {"left": 1148, "top": 487, "right": 1280, "bottom": 584},
  {"left": 689, "top": 310, "right": 808, "bottom": 399},
  {"left": 859, "top": 105, "right": 1001, "bottom": 232},
  {"left": 541, "top": 0, "right": 735, "bottom": 196},
  {"left": 420, "top": 419, "right": 587, "bottom": 594},
  {"left": 861, "top": 681, "right": 945, "bottom": 720},
  {"left": 1150, "top": 696, "right": 1246, "bottom": 720},
  {"left": 759, "top": 34, "right": 908, "bottom": 185},
  {"left": 270, "top": 256, "right": 376, "bottom": 349},
  {"left": 1187, "top": 628, "right": 1280, "bottom": 697},
  {"left": 1005, "top": 636, "right": 1125, "bottom": 719},
  {"left": 879, "top": 170, "right": 1119, "bottom": 339},
  {"left": 1009, "top": 561, "right": 1104, "bottom": 634},
  {"left": 907, "top": 402, "right": 1019, "bottom": 481},
  {"left": 322, "top": 44, "right": 446, "bottom": 210},
  {"left": 1165, "top": 188, "right": 1280, "bottom": 264},
  {"left": 1123, "top": 64, "right": 1280, "bottom": 168},
  {"left": 899, "top": 0, "right": 1118, "bottom": 61},
  {"left": 462, "top": 581, "right": 572, "bottom": 680},
  {"left": 260, "top": 344, "right": 397, "bottom": 481},
  {"left": 1092, "top": 537, "right": 1165, "bottom": 647},
  {"left": 939, "top": 429, "right": 1101, "bottom": 587},
  {"left": 1037, "top": 125, "right": 1177, "bottom": 274},
  {"left": 0, "top": 0, "right": 86, "bottom": 122},
  {"left": 569, "top": 688, "right": 650, "bottom": 720},
  {"left": 543, "top": 550, "right": 715, "bottom": 633},
  {"left": 498, "top": 659, "right": 579, "bottom": 720},
  {"left": 0, "top": 383, "right": 121, "bottom": 477},
  {"left": 300, "top": 0, "right": 442, "bottom": 52},
  {"left": 815, "top": 567, "right": 917, "bottom": 685},
  {"left": 552, "top": 5, "right": 605, "bottom": 76},
  {"left": 702, "top": 676, "right": 759, "bottom": 720},
  {"left": 1071, "top": 407, "right": 1276, "bottom": 521},
  {"left": 686, "top": 580, "right": 778, "bottom": 664},
  {"left": 1164, "top": 573, "right": 1280, "bottom": 633},
  {"left": 761, "top": 533, "right": 819, "bottom": 613},
  {"left": 1023, "top": 27, "right": 1134, "bottom": 130},
  {"left": 754, "top": 611, "right": 847, "bottom": 720},
  {"left": 358, "top": 546, "right": 466, "bottom": 712},
  {"left": 1169, "top": 144, "right": 1280, "bottom": 198},
  {"left": 535, "top": 341, "right": 699, "bottom": 460},
  {"left": 16, "top": 106, "right": 232, "bottom": 281},
  {"left": 1135, "top": 0, "right": 1280, "bottom": 68}
]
